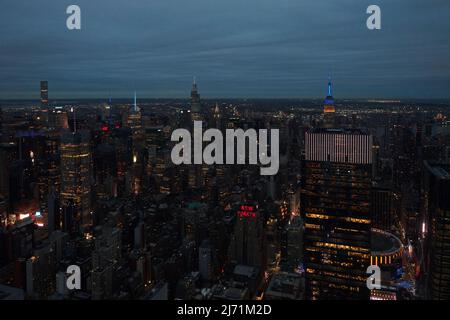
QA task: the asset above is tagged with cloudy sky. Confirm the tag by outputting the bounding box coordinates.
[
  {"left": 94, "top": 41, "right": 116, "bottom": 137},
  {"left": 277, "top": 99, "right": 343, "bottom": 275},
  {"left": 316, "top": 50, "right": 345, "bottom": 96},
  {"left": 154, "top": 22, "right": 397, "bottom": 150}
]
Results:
[{"left": 1, "top": 0, "right": 450, "bottom": 99}]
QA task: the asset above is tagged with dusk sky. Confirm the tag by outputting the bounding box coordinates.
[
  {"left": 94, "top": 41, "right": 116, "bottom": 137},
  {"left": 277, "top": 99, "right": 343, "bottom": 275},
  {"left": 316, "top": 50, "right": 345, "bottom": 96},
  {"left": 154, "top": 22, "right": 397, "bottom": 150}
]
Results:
[{"left": 1, "top": 0, "right": 450, "bottom": 99}]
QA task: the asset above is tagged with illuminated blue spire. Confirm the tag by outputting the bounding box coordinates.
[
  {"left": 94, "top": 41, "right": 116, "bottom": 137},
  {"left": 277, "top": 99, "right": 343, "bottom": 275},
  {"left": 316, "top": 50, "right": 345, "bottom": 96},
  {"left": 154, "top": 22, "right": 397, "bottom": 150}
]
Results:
[
  {"left": 134, "top": 91, "right": 137, "bottom": 112},
  {"left": 327, "top": 75, "right": 333, "bottom": 97},
  {"left": 324, "top": 75, "right": 335, "bottom": 108},
  {"left": 192, "top": 76, "right": 197, "bottom": 91}
]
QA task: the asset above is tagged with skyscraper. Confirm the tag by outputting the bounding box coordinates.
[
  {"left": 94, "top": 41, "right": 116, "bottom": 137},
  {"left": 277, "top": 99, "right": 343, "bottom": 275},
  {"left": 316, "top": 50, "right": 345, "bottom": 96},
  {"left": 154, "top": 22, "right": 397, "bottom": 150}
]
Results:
[
  {"left": 371, "top": 186, "right": 394, "bottom": 231},
  {"left": 40, "top": 81, "right": 48, "bottom": 107},
  {"left": 213, "top": 103, "right": 222, "bottom": 129},
  {"left": 127, "top": 92, "right": 142, "bottom": 132},
  {"left": 39, "top": 81, "right": 50, "bottom": 125},
  {"left": 302, "top": 128, "right": 373, "bottom": 300},
  {"left": 127, "top": 92, "right": 144, "bottom": 155},
  {"left": 323, "top": 78, "right": 335, "bottom": 128},
  {"left": 60, "top": 130, "right": 92, "bottom": 228},
  {"left": 190, "top": 78, "right": 202, "bottom": 121},
  {"left": 229, "top": 204, "right": 266, "bottom": 268},
  {"left": 199, "top": 239, "right": 214, "bottom": 283},
  {"left": 91, "top": 219, "right": 122, "bottom": 300},
  {"left": 423, "top": 162, "right": 450, "bottom": 300},
  {"left": 126, "top": 92, "right": 144, "bottom": 195}
]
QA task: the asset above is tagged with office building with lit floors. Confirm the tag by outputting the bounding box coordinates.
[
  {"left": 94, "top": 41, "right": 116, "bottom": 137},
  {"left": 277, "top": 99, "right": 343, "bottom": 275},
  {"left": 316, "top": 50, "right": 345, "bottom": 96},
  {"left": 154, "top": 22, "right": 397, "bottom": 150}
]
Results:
[
  {"left": 302, "top": 128, "right": 373, "bottom": 300},
  {"left": 60, "top": 130, "right": 93, "bottom": 229},
  {"left": 40, "top": 80, "right": 48, "bottom": 107},
  {"left": 423, "top": 162, "right": 450, "bottom": 300},
  {"left": 39, "top": 80, "right": 49, "bottom": 124}
]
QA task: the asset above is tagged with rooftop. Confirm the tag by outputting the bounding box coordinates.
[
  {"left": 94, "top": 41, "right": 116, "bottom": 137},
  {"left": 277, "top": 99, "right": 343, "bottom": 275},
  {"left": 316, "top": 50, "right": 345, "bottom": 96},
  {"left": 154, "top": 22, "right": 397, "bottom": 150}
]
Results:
[
  {"left": 371, "top": 229, "right": 403, "bottom": 256},
  {"left": 233, "top": 265, "right": 259, "bottom": 279},
  {"left": 308, "top": 128, "right": 369, "bottom": 135},
  {"left": 0, "top": 284, "right": 24, "bottom": 300},
  {"left": 265, "top": 272, "right": 303, "bottom": 300},
  {"left": 427, "top": 163, "right": 450, "bottom": 179}
]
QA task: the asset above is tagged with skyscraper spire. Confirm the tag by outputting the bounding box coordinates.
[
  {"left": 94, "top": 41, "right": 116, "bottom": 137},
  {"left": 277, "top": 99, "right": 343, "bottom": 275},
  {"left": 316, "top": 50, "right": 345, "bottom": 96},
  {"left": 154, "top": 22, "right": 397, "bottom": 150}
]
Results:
[
  {"left": 108, "top": 96, "right": 113, "bottom": 123},
  {"left": 327, "top": 74, "right": 333, "bottom": 97},
  {"left": 71, "top": 106, "right": 77, "bottom": 133},
  {"left": 323, "top": 75, "right": 336, "bottom": 127},
  {"left": 190, "top": 78, "right": 202, "bottom": 121},
  {"left": 214, "top": 102, "right": 220, "bottom": 115},
  {"left": 134, "top": 91, "right": 137, "bottom": 113},
  {"left": 192, "top": 76, "right": 197, "bottom": 91}
]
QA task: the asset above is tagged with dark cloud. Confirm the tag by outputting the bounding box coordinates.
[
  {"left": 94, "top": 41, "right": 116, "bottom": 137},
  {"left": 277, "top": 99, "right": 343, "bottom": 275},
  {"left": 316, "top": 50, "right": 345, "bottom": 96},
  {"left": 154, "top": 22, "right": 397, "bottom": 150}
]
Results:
[{"left": 0, "top": 0, "right": 449, "bottom": 99}]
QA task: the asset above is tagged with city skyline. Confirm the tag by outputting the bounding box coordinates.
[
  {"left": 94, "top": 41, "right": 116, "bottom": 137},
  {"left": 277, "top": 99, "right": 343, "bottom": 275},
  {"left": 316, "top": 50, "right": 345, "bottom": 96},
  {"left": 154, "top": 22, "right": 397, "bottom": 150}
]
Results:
[
  {"left": 1, "top": 0, "right": 450, "bottom": 304},
  {"left": 1, "top": 74, "right": 449, "bottom": 301}
]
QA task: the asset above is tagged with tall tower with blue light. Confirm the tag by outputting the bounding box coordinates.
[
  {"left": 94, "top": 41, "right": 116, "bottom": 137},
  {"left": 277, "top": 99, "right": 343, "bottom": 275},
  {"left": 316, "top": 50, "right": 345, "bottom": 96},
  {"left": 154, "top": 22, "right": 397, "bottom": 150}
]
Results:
[
  {"left": 323, "top": 76, "right": 336, "bottom": 128},
  {"left": 323, "top": 76, "right": 335, "bottom": 114}
]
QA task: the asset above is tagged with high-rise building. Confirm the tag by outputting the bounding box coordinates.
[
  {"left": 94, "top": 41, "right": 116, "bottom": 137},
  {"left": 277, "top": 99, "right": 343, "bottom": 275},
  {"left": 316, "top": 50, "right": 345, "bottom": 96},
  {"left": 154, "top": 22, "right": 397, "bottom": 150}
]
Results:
[
  {"left": 323, "top": 78, "right": 335, "bottom": 128},
  {"left": 302, "top": 128, "right": 373, "bottom": 300},
  {"left": 199, "top": 239, "right": 214, "bottom": 283},
  {"left": 190, "top": 78, "right": 202, "bottom": 121},
  {"left": 229, "top": 204, "right": 266, "bottom": 268},
  {"left": 423, "top": 162, "right": 450, "bottom": 300},
  {"left": 213, "top": 103, "right": 222, "bottom": 129},
  {"left": 0, "top": 143, "right": 15, "bottom": 209},
  {"left": 285, "top": 216, "right": 303, "bottom": 271},
  {"left": 40, "top": 81, "right": 48, "bottom": 107},
  {"left": 127, "top": 92, "right": 143, "bottom": 147},
  {"left": 0, "top": 107, "right": 3, "bottom": 140},
  {"left": 60, "top": 130, "right": 92, "bottom": 228},
  {"left": 371, "top": 185, "right": 394, "bottom": 231},
  {"left": 91, "top": 217, "right": 122, "bottom": 300},
  {"left": 126, "top": 92, "right": 144, "bottom": 195},
  {"left": 47, "top": 188, "right": 60, "bottom": 233},
  {"left": 25, "top": 243, "right": 56, "bottom": 299}
]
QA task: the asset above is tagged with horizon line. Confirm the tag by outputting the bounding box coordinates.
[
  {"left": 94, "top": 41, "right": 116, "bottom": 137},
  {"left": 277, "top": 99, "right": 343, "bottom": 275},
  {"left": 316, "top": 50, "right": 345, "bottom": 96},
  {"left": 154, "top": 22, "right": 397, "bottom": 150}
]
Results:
[{"left": 1, "top": 97, "right": 450, "bottom": 103}]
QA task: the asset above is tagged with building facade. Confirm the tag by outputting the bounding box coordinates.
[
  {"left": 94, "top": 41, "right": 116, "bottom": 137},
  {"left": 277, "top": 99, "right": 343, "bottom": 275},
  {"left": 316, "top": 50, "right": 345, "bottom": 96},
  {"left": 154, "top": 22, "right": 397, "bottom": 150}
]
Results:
[{"left": 302, "top": 128, "right": 373, "bottom": 300}]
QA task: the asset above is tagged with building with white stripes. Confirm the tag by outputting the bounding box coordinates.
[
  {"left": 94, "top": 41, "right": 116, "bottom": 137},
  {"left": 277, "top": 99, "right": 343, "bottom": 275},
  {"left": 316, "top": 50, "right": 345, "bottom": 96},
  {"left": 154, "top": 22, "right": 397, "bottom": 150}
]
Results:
[{"left": 302, "top": 128, "right": 373, "bottom": 300}]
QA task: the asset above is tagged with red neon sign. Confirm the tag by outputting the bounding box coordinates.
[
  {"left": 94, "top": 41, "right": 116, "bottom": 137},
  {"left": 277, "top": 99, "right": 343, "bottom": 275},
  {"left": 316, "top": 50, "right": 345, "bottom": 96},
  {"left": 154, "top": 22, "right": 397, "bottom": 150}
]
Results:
[{"left": 238, "top": 205, "right": 256, "bottom": 218}]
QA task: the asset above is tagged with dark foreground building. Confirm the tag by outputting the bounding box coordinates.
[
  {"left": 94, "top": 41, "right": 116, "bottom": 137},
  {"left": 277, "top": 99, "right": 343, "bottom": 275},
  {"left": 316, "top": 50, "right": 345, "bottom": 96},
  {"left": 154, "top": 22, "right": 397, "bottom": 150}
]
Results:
[
  {"left": 423, "top": 162, "right": 450, "bottom": 300},
  {"left": 302, "top": 128, "right": 373, "bottom": 300}
]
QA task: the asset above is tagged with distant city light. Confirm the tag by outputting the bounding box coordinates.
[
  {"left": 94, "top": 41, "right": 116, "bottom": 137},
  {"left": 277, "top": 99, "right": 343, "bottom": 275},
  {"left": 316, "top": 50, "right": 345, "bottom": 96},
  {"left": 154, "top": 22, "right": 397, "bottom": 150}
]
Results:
[{"left": 19, "top": 213, "right": 30, "bottom": 220}]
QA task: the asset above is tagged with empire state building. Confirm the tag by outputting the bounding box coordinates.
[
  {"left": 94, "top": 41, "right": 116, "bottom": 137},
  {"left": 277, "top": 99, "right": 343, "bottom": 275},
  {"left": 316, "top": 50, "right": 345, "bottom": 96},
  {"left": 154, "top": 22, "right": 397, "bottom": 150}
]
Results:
[{"left": 323, "top": 78, "right": 336, "bottom": 128}]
